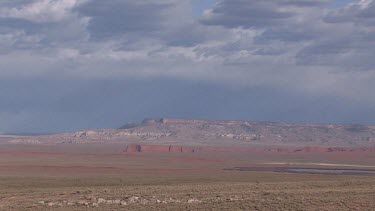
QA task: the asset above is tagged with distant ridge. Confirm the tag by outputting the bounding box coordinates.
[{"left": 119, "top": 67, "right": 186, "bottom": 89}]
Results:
[
  {"left": 6, "top": 117, "right": 375, "bottom": 148},
  {"left": 126, "top": 117, "right": 375, "bottom": 128}
]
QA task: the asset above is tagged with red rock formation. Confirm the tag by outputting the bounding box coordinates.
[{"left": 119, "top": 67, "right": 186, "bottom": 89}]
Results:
[
  {"left": 327, "top": 147, "right": 346, "bottom": 152},
  {"left": 124, "top": 144, "right": 375, "bottom": 154},
  {"left": 181, "top": 146, "right": 196, "bottom": 152},
  {"left": 169, "top": 146, "right": 183, "bottom": 152},
  {"left": 140, "top": 145, "right": 170, "bottom": 152},
  {"left": 125, "top": 144, "right": 141, "bottom": 152},
  {"left": 294, "top": 146, "right": 328, "bottom": 153}
]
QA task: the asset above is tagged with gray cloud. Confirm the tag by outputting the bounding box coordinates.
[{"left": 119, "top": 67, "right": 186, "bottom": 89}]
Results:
[
  {"left": 77, "top": 0, "right": 172, "bottom": 39},
  {"left": 1, "top": 78, "right": 374, "bottom": 133},
  {"left": 200, "top": 0, "right": 331, "bottom": 28},
  {"left": 200, "top": 0, "right": 294, "bottom": 28},
  {"left": 295, "top": 0, "right": 375, "bottom": 70},
  {"left": 296, "top": 35, "right": 375, "bottom": 70},
  {"left": 0, "top": 0, "right": 375, "bottom": 132},
  {"left": 325, "top": 0, "right": 375, "bottom": 25}
]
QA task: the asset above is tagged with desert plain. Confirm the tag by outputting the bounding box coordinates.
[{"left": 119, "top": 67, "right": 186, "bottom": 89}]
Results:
[{"left": 1, "top": 118, "right": 375, "bottom": 210}]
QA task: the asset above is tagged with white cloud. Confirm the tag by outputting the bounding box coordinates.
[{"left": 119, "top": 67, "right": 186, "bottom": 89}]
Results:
[
  {"left": 0, "top": 0, "right": 374, "bottom": 107},
  {"left": 0, "top": 0, "right": 86, "bottom": 23}
]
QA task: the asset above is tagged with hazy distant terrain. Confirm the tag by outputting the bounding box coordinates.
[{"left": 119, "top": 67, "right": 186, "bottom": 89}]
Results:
[
  {"left": 4, "top": 118, "right": 375, "bottom": 149},
  {"left": 2, "top": 0, "right": 375, "bottom": 210}
]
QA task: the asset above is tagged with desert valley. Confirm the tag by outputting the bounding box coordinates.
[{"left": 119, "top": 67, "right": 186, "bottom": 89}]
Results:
[
  {"left": 2, "top": 0, "right": 375, "bottom": 210},
  {"left": 1, "top": 118, "right": 375, "bottom": 210}
]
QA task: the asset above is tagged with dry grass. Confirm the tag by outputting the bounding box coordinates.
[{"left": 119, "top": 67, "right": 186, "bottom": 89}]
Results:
[
  {"left": 1, "top": 176, "right": 375, "bottom": 210},
  {"left": 0, "top": 147, "right": 375, "bottom": 210}
]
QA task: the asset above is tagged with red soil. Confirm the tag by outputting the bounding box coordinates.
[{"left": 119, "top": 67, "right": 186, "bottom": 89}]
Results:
[
  {"left": 140, "top": 145, "right": 171, "bottom": 152},
  {"left": 169, "top": 157, "right": 223, "bottom": 163},
  {"left": 0, "top": 150, "right": 64, "bottom": 155},
  {"left": 295, "top": 146, "right": 329, "bottom": 153},
  {"left": 125, "top": 144, "right": 197, "bottom": 153},
  {"left": 169, "top": 146, "right": 183, "bottom": 152}
]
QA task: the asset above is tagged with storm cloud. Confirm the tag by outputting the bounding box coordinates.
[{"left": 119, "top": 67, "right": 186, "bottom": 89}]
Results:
[{"left": 0, "top": 0, "right": 374, "bottom": 133}]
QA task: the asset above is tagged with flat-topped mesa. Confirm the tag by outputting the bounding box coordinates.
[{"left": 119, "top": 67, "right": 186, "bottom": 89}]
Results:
[
  {"left": 140, "top": 118, "right": 213, "bottom": 125},
  {"left": 158, "top": 118, "right": 307, "bottom": 126},
  {"left": 34, "top": 118, "right": 375, "bottom": 147},
  {"left": 155, "top": 118, "right": 334, "bottom": 127},
  {"left": 140, "top": 118, "right": 375, "bottom": 130},
  {"left": 161, "top": 118, "right": 207, "bottom": 124},
  {"left": 116, "top": 131, "right": 171, "bottom": 138},
  {"left": 159, "top": 118, "right": 374, "bottom": 128}
]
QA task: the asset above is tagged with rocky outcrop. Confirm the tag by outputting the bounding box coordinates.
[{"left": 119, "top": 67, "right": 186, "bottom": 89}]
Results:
[
  {"left": 124, "top": 144, "right": 375, "bottom": 153},
  {"left": 125, "top": 144, "right": 142, "bottom": 152},
  {"left": 116, "top": 132, "right": 171, "bottom": 138},
  {"left": 140, "top": 145, "right": 171, "bottom": 153},
  {"left": 19, "top": 118, "right": 375, "bottom": 147},
  {"left": 295, "top": 146, "right": 329, "bottom": 153},
  {"left": 169, "top": 146, "right": 183, "bottom": 152},
  {"left": 125, "top": 144, "right": 197, "bottom": 153},
  {"left": 161, "top": 118, "right": 207, "bottom": 124},
  {"left": 74, "top": 130, "right": 98, "bottom": 138}
]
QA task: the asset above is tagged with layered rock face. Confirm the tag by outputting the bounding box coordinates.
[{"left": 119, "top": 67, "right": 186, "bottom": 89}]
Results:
[
  {"left": 117, "top": 118, "right": 375, "bottom": 147},
  {"left": 125, "top": 144, "right": 142, "bottom": 152},
  {"left": 125, "top": 144, "right": 194, "bottom": 153},
  {"left": 12, "top": 118, "right": 375, "bottom": 148},
  {"left": 124, "top": 144, "right": 375, "bottom": 153}
]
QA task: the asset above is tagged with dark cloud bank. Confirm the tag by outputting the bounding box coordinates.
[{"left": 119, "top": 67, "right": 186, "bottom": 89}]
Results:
[{"left": 0, "top": 0, "right": 374, "bottom": 133}]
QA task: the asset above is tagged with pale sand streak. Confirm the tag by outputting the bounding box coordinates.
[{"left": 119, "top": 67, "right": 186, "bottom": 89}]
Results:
[{"left": 260, "top": 162, "right": 375, "bottom": 168}]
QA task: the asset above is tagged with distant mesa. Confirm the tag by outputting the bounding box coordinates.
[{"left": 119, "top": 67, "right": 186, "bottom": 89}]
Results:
[
  {"left": 119, "top": 118, "right": 198, "bottom": 128},
  {"left": 125, "top": 144, "right": 195, "bottom": 153},
  {"left": 74, "top": 130, "right": 98, "bottom": 138},
  {"left": 10, "top": 117, "right": 375, "bottom": 148},
  {"left": 119, "top": 118, "right": 165, "bottom": 128},
  {"left": 124, "top": 144, "right": 375, "bottom": 154}
]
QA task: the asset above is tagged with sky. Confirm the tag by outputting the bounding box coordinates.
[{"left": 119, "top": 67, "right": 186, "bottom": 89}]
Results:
[{"left": 0, "top": 0, "right": 375, "bottom": 133}]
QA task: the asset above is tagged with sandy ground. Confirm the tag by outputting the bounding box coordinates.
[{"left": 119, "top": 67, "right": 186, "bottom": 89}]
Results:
[
  {"left": 0, "top": 144, "right": 375, "bottom": 210},
  {"left": 261, "top": 162, "right": 375, "bottom": 168}
]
